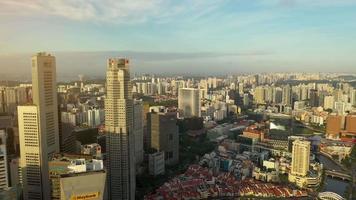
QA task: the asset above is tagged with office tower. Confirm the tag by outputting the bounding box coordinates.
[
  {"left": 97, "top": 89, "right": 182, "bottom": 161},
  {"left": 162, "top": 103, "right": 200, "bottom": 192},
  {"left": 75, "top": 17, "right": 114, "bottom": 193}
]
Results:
[
  {"left": 254, "top": 86, "right": 265, "bottom": 104},
  {"left": 133, "top": 100, "right": 144, "bottom": 166},
  {"left": 178, "top": 88, "right": 201, "bottom": 118},
  {"left": 326, "top": 114, "right": 344, "bottom": 139},
  {"left": 0, "top": 130, "right": 9, "bottom": 189},
  {"left": 282, "top": 85, "right": 292, "bottom": 105},
  {"left": 323, "top": 96, "right": 335, "bottom": 110},
  {"left": 58, "top": 122, "right": 76, "bottom": 154},
  {"left": 105, "top": 58, "right": 135, "bottom": 199},
  {"left": 49, "top": 154, "right": 106, "bottom": 200},
  {"left": 290, "top": 140, "right": 310, "bottom": 176},
  {"left": 18, "top": 52, "right": 59, "bottom": 200},
  {"left": 87, "top": 108, "right": 101, "bottom": 127},
  {"left": 148, "top": 109, "right": 179, "bottom": 165},
  {"left": 309, "top": 89, "right": 319, "bottom": 107}
]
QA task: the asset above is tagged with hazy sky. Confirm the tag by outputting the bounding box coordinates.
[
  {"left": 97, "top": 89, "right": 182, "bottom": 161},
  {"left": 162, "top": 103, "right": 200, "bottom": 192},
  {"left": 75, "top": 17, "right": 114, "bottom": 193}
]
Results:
[{"left": 1, "top": 0, "right": 356, "bottom": 78}]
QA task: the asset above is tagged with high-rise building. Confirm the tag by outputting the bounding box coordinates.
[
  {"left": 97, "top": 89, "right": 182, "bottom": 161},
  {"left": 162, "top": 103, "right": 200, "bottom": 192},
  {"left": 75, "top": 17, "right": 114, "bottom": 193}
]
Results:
[
  {"left": 254, "top": 86, "right": 265, "bottom": 104},
  {"left": 148, "top": 109, "right": 179, "bottom": 165},
  {"left": 309, "top": 89, "right": 319, "bottom": 107},
  {"left": 4, "top": 87, "right": 17, "bottom": 114},
  {"left": 350, "top": 89, "right": 356, "bottom": 106},
  {"left": 282, "top": 85, "right": 292, "bottom": 106},
  {"left": 105, "top": 58, "right": 135, "bottom": 199},
  {"left": 326, "top": 114, "right": 344, "bottom": 139},
  {"left": 18, "top": 52, "right": 60, "bottom": 200},
  {"left": 323, "top": 96, "right": 335, "bottom": 110},
  {"left": 345, "top": 114, "right": 356, "bottom": 133},
  {"left": 0, "top": 130, "right": 9, "bottom": 190},
  {"left": 273, "top": 87, "right": 283, "bottom": 104},
  {"left": 133, "top": 99, "right": 144, "bottom": 166},
  {"left": 178, "top": 88, "right": 201, "bottom": 118},
  {"left": 290, "top": 140, "right": 310, "bottom": 176}
]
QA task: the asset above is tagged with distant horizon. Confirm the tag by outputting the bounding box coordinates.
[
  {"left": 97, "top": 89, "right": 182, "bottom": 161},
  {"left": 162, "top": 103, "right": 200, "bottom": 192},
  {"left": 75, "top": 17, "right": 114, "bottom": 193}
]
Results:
[
  {"left": 1, "top": 0, "right": 356, "bottom": 76},
  {"left": 0, "top": 50, "right": 356, "bottom": 82}
]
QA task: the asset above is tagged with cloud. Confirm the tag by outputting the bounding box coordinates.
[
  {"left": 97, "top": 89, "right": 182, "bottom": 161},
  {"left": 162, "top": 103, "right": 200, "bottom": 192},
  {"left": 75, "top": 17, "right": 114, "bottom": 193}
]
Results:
[
  {"left": 0, "top": 0, "right": 226, "bottom": 23},
  {"left": 275, "top": 0, "right": 356, "bottom": 7}
]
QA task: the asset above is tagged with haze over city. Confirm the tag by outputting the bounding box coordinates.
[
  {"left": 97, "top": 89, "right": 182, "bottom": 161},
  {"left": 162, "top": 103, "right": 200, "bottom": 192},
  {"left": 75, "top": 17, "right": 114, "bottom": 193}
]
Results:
[{"left": 1, "top": 0, "right": 356, "bottom": 79}]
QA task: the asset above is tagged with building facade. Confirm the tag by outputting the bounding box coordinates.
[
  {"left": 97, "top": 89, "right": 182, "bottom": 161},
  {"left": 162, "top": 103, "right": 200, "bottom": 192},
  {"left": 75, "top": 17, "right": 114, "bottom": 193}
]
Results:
[
  {"left": 178, "top": 88, "right": 201, "bottom": 118},
  {"left": 148, "top": 110, "right": 179, "bottom": 165},
  {"left": 105, "top": 58, "right": 135, "bottom": 199},
  {"left": 18, "top": 53, "right": 60, "bottom": 200}
]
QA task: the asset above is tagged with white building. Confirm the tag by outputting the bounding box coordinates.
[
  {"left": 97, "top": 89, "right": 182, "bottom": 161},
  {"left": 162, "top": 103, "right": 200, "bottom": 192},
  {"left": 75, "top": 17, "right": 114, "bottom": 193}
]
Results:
[{"left": 18, "top": 53, "right": 60, "bottom": 200}]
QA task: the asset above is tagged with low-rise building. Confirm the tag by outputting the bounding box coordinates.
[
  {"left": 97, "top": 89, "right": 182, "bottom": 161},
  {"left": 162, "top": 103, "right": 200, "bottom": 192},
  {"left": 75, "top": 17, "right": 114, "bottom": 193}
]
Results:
[
  {"left": 149, "top": 152, "right": 165, "bottom": 176},
  {"left": 49, "top": 154, "right": 106, "bottom": 200}
]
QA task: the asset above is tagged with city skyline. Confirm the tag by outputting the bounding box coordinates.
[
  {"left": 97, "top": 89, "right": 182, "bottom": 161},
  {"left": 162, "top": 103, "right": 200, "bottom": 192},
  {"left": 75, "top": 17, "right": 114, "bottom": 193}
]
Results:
[
  {"left": 1, "top": 1, "right": 356, "bottom": 199},
  {"left": 1, "top": 0, "right": 356, "bottom": 77}
]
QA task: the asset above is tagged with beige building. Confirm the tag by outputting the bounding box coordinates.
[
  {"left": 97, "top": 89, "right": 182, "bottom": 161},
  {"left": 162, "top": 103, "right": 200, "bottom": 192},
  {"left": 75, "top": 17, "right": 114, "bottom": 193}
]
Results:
[
  {"left": 178, "top": 88, "right": 201, "bottom": 118},
  {"left": 105, "top": 58, "right": 135, "bottom": 199},
  {"left": 288, "top": 140, "right": 322, "bottom": 188},
  {"left": 18, "top": 52, "right": 60, "bottom": 200},
  {"left": 290, "top": 140, "right": 310, "bottom": 176},
  {"left": 254, "top": 86, "right": 265, "bottom": 104},
  {"left": 49, "top": 154, "right": 106, "bottom": 200}
]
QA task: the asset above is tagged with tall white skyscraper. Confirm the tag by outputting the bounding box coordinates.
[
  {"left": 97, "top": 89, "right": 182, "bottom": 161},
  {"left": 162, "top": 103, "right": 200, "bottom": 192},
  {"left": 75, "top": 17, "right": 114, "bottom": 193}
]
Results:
[
  {"left": 18, "top": 52, "right": 59, "bottom": 200},
  {"left": 105, "top": 58, "right": 135, "bottom": 199},
  {"left": 290, "top": 140, "right": 310, "bottom": 176},
  {"left": 178, "top": 88, "right": 201, "bottom": 118}
]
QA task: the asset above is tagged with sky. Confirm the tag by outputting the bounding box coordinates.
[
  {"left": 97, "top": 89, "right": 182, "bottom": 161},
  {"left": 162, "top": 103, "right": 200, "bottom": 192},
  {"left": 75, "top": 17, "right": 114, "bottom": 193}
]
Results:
[{"left": 1, "top": 0, "right": 356, "bottom": 79}]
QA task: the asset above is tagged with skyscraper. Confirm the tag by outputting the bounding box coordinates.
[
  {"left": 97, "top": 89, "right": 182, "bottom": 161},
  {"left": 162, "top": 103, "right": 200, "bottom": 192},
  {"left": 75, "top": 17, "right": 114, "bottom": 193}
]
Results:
[
  {"left": 133, "top": 99, "right": 144, "bottom": 166},
  {"left": 105, "top": 58, "right": 135, "bottom": 199},
  {"left": 178, "top": 88, "right": 201, "bottom": 118},
  {"left": 282, "top": 85, "right": 292, "bottom": 106},
  {"left": 254, "top": 86, "right": 265, "bottom": 104},
  {"left": 18, "top": 52, "right": 59, "bottom": 200},
  {"left": 290, "top": 140, "right": 310, "bottom": 176},
  {"left": 148, "top": 109, "right": 179, "bottom": 165},
  {"left": 309, "top": 89, "right": 319, "bottom": 107}
]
